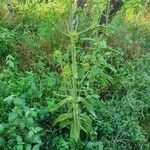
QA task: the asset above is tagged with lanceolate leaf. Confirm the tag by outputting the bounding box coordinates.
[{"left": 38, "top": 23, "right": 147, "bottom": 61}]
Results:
[
  {"left": 70, "top": 120, "right": 81, "bottom": 142},
  {"left": 54, "top": 113, "right": 72, "bottom": 125},
  {"left": 80, "top": 113, "right": 92, "bottom": 124},
  {"left": 49, "top": 96, "right": 72, "bottom": 112},
  {"left": 70, "top": 111, "right": 81, "bottom": 142},
  {"left": 80, "top": 113, "right": 93, "bottom": 134},
  {"left": 59, "top": 120, "right": 72, "bottom": 129},
  {"left": 78, "top": 97, "right": 96, "bottom": 118}
]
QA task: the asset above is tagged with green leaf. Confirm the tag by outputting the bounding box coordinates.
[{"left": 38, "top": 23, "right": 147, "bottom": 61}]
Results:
[
  {"left": 32, "top": 144, "right": 40, "bottom": 150},
  {"left": 28, "top": 131, "right": 34, "bottom": 138},
  {"left": 107, "top": 64, "right": 117, "bottom": 73},
  {"left": 26, "top": 117, "right": 34, "bottom": 125},
  {"left": 54, "top": 113, "right": 72, "bottom": 125},
  {"left": 59, "top": 120, "right": 72, "bottom": 129},
  {"left": 17, "top": 136, "right": 24, "bottom": 150},
  {"left": 78, "top": 97, "right": 96, "bottom": 118},
  {"left": 97, "top": 142, "right": 104, "bottom": 150},
  {"left": 80, "top": 113, "right": 93, "bottom": 134},
  {"left": 99, "top": 40, "right": 107, "bottom": 49},
  {"left": 0, "top": 124, "right": 4, "bottom": 133},
  {"left": 25, "top": 144, "right": 32, "bottom": 150},
  {"left": 17, "top": 135, "right": 22, "bottom": 144},
  {"left": 31, "top": 80, "right": 37, "bottom": 91},
  {"left": 6, "top": 55, "right": 15, "bottom": 61},
  {"left": 70, "top": 123, "right": 80, "bottom": 142},
  {"left": 33, "top": 135, "right": 42, "bottom": 144},
  {"left": 17, "top": 144, "right": 23, "bottom": 150},
  {"left": 81, "top": 37, "right": 95, "bottom": 42},
  {"left": 99, "top": 57, "right": 108, "bottom": 66},
  {"left": 9, "top": 112, "right": 18, "bottom": 122},
  {"left": 27, "top": 127, "right": 42, "bottom": 135},
  {"left": 49, "top": 96, "right": 72, "bottom": 112},
  {"left": 86, "top": 141, "right": 103, "bottom": 150},
  {"left": 47, "top": 73, "right": 57, "bottom": 87},
  {"left": 124, "top": 34, "right": 133, "bottom": 45},
  {"left": 35, "top": 127, "right": 43, "bottom": 132},
  {"left": 19, "top": 120, "right": 25, "bottom": 129},
  {"left": 0, "top": 137, "right": 5, "bottom": 146},
  {"left": 47, "top": 100, "right": 55, "bottom": 110},
  {"left": 25, "top": 108, "right": 36, "bottom": 118},
  {"left": 31, "top": 127, "right": 39, "bottom": 133},
  {"left": 3, "top": 95, "right": 14, "bottom": 104},
  {"left": 15, "top": 106, "right": 23, "bottom": 116},
  {"left": 6, "top": 60, "right": 15, "bottom": 68},
  {"left": 14, "top": 98, "right": 25, "bottom": 106},
  {"left": 70, "top": 115, "right": 81, "bottom": 142}
]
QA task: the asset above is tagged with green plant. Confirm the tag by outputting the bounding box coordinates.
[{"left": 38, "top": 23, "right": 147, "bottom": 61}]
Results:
[
  {"left": 1, "top": 95, "right": 43, "bottom": 150},
  {"left": 6, "top": 55, "right": 15, "bottom": 69},
  {"left": 49, "top": 0, "right": 94, "bottom": 146},
  {"left": 0, "top": 27, "right": 16, "bottom": 57}
]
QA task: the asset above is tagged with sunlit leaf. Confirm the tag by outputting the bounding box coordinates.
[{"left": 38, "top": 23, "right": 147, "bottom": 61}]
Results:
[
  {"left": 14, "top": 98, "right": 25, "bottom": 106},
  {"left": 70, "top": 114, "right": 81, "bottom": 142},
  {"left": 28, "top": 131, "right": 34, "bottom": 138}
]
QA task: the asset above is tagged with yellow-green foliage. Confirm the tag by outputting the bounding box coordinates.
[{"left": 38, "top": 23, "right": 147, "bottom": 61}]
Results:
[
  {"left": 0, "top": 0, "right": 67, "bottom": 22},
  {"left": 17, "top": 1, "right": 66, "bottom": 19}
]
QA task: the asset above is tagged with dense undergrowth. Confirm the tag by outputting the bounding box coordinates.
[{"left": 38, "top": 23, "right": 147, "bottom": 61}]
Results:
[{"left": 0, "top": 0, "right": 150, "bottom": 149}]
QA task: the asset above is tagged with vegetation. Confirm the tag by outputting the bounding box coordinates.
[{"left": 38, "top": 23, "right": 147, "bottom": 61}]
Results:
[{"left": 0, "top": 0, "right": 150, "bottom": 149}]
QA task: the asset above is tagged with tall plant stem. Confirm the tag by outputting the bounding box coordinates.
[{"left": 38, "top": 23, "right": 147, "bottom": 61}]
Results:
[
  {"left": 106, "top": 0, "right": 111, "bottom": 25},
  {"left": 72, "top": 3, "right": 78, "bottom": 110},
  {"left": 69, "top": 1, "right": 80, "bottom": 142},
  {"left": 69, "top": 0, "right": 78, "bottom": 109},
  {"left": 71, "top": 43, "right": 77, "bottom": 106}
]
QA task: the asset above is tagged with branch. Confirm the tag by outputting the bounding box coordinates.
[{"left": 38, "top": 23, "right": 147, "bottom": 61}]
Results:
[{"left": 99, "top": 0, "right": 124, "bottom": 25}]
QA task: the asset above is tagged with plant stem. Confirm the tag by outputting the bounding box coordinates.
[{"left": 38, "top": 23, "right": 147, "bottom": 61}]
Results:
[
  {"left": 69, "top": 0, "right": 78, "bottom": 111},
  {"left": 106, "top": 0, "right": 111, "bottom": 25},
  {"left": 71, "top": 43, "right": 77, "bottom": 103}
]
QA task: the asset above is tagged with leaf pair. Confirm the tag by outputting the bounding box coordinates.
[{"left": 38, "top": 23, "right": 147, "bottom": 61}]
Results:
[{"left": 49, "top": 96, "right": 94, "bottom": 142}]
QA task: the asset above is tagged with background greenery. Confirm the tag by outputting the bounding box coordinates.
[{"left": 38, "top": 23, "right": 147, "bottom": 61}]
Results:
[{"left": 0, "top": 0, "right": 150, "bottom": 149}]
